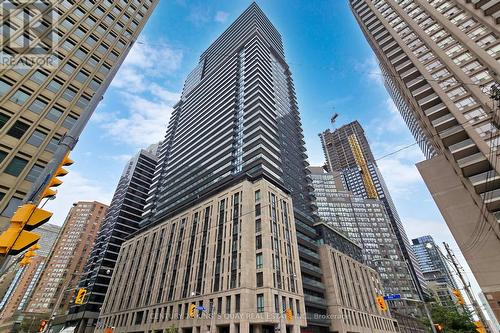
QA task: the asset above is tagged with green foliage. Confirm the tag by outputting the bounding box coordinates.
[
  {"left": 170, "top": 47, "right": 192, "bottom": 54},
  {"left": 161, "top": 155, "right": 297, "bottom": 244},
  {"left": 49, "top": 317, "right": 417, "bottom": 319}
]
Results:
[
  {"left": 166, "top": 325, "right": 178, "bottom": 333},
  {"left": 430, "top": 304, "right": 477, "bottom": 333}
]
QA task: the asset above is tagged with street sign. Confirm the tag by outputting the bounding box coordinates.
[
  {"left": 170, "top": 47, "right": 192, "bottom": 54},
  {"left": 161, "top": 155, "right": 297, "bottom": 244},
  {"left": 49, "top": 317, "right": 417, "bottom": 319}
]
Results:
[
  {"left": 383, "top": 294, "right": 401, "bottom": 300},
  {"left": 196, "top": 306, "right": 206, "bottom": 311}
]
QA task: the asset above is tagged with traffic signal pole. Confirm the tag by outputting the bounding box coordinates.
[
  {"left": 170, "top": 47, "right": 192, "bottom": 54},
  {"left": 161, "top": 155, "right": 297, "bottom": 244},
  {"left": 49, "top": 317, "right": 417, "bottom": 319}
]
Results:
[{"left": 443, "top": 243, "right": 489, "bottom": 332}]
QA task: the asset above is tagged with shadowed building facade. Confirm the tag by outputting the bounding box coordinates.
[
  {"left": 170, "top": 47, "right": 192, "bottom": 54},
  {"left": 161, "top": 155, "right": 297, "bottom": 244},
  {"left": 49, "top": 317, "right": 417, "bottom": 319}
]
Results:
[
  {"left": 349, "top": 0, "right": 500, "bottom": 320},
  {"left": 63, "top": 145, "right": 159, "bottom": 333},
  {"left": 97, "top": 3, "right": 327, "bottom": 333},
  {"left": 0, "top": 0, "right": 159, "bottom": 231}
]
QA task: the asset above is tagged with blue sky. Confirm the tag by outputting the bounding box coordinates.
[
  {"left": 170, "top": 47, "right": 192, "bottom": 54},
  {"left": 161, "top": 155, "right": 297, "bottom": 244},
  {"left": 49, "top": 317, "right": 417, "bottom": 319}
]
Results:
[{"left": 45, "top": 0, "right": 483, "bottom": 300}]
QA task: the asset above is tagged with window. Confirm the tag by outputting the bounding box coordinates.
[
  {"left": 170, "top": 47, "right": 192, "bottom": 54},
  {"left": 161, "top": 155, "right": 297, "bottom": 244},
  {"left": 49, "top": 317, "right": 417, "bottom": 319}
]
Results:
[
  {"left": 1, "top": 197, "right": 22, "bottom": 218},
  {"left": 256, "top": 235, "right": 262, "bottom": 250},
  {"left": 0, "top": 113, "right": 10, "bottom": 129},
  {"left": 46, "top": 108, "right": 63, "bottom": 122},
  {"left": 255, "top": 204, "right": 261, "bottom": 216},
  {"left": 0, "top": 80, "right": 12, "bottom": 98},
  {"left": 256, "top": 253, "right": 263, "bottom": 269},
  {"left": 30, "top": 71, "right": 48, "bottom": 84},
  {"left": 255, "top": 190, "right": 261, "bottom": 202},
  {"left": 0, "top": 151, "right": 7, "bottom": 164},
  {"left": 47, "top": 79, "right": 62, "bottom": 93},
  {"left": 7, "top": 120, "right": 30, "bottom": 139},
  {"left": 235, "top": 294, "right": 240, "bottom": 313},
  {"left": 28, "top": 99, "right": 48, "bottom": 114},
  {"left": 26, "top": 164, "right": 44, "bottom": 182},
  {"left": 256, "top": 272, "right": 263, "bottom": 287},
  {"left": 62, "top": 115, "right": 77, "bottom": 129},
  {"left": 256, "top": 294, "right": 264, "bottom": 313},
  {"left": 46, "top": 137, "right": 59, "bottom": 153},
  {"left": 255, "top": 218, "right": 261, "bottom": 232},
  {"left": 9, "top": 89, "right": 31, "bottom": 105},
  {"left": 225, "top": 296, "right": 231, "bottom": 314},
  {"left": 4, "top": 156, "right": 28, "bottom": 176}
]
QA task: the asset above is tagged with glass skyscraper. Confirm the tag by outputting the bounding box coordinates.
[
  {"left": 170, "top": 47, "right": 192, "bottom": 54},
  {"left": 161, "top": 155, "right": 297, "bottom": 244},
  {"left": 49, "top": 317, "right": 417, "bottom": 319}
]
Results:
[
  {"left": 319, "top": 121, "right": 427, "bottom": 299},
  {"left": 64, "top": 144, "right": 159, "bottom": 332}
]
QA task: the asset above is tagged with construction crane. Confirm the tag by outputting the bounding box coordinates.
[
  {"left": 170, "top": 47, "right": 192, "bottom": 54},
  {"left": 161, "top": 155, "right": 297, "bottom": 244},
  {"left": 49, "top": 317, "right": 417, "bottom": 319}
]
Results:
[{"left": 348, "top": 134, "right": 379, "bottom": 199}]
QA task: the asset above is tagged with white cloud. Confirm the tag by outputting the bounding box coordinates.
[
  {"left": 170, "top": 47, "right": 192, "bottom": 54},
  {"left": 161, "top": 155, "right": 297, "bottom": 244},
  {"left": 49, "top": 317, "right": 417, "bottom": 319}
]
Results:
[
  {"left": 214, "top": 11, "right": 229, "bottom": 23},
  {"left": 96, "top": 37, "right": 183, "bottom": 147},
  {"left": 111, "top": 40, "right": 183, "bottom": 93},
  {"left": 355, "top": 56, "right": 384, "bottom": 87},
  {"left": 43, "top": 172, "right": 114, "bottom": 226},
  {"left": 101, "top": 86, "right": 180, "bottom": 147},
  {"left": 377, "top": 156, "right": 423, "bottom": 197}
]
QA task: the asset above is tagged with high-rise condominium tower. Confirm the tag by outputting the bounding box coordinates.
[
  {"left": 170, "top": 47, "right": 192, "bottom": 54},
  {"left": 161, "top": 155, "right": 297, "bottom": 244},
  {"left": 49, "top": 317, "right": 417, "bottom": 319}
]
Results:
[
  {"left": 64, "top": 144, "right": 159, "bottom": 332},
  {"left": 98, "top": 3, "right": 327, "bottom": 333},
  {"left": 27, "top": 201, "right": 107, "bottom": 317},
  {"left": 0, "top": 0, "right": 158, "bottom": 230},
  {"left": 320, "top": 122, "right": 427, "bottom": 299},
  {"left": 411, "top": 236, "right": 459, "bottom": 309},
  {"left": 350, "top": 0, "right": 500, "bottom": 320}
]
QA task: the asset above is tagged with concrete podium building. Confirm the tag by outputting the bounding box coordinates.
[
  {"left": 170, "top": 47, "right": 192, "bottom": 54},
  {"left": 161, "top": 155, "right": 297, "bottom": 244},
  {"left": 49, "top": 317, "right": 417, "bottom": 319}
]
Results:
[{"left": 350, "top": 0, "right": 500, "bottom": 320}]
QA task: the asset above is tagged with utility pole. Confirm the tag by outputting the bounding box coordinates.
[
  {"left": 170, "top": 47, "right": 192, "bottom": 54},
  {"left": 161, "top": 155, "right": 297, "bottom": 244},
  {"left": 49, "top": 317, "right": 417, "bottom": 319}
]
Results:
[{"left": 443, "top": 242, "right": 489, "bottom": 332}]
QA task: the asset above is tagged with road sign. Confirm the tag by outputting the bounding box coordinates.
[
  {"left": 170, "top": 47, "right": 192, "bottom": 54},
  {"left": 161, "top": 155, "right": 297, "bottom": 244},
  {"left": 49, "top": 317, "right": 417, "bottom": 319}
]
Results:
[
  {"left": 383, "top": 294, "right": 401, "bottom": 300},
  {"left": 196, "top": 306, "right": 206, "bottom": 311}
]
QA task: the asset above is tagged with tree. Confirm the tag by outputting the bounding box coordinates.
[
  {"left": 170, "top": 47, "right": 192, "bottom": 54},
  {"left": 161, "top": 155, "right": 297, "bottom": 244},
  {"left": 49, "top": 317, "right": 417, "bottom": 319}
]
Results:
[{"left": 429, "top": 304, "right": 477, "bottom": 333}]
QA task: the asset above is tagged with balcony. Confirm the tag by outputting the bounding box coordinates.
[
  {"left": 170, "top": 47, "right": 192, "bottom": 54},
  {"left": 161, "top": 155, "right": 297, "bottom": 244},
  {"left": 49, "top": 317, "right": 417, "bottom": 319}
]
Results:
[
  {"left": 449, "top": 138, "right": 479, "bottom": 160},
  {"left": 439, "top": 125, "right": 468, "bottom": 147},
  {"left": 424, "top": 102, "right": 448, "bottom": 120},
  {"left": 469, "top": 170, "right": 500, "bottom": 194},
  {"left": 481, "top": 188, "right": 500, "bottom": 211},
  {"left": 431, "top": 113, "right": 458, "bottom": 132},
  {"left": 457, "top": 152, "right": 490, "bottom": 177}
]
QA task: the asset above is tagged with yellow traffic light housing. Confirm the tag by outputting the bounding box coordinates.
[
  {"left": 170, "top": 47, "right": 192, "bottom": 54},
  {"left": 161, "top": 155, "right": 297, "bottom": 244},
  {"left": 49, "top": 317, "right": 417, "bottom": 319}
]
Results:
[
  {"left": 0, "top": 204, "right": 52, "bottom": 255},
  {"left": 40, "top": 154, "right": 73, "bottom": 200},
  {"left": 189, "top": 303, "right": 196, "bottom": 318},
  {"left": 376, "top": 296, "right": 388, "bottom": 311},
  {"left": 75, "top": 288, "right": 87, "bottom": 305},
  {"left": 474, "top": 321, "right": 486, "bottom": 333},
  {"left": 452, "top": 289, "right": 465, "bottom": 305},
  {"left": 285, "top": 308, "right": 293, "bottom": 321}
]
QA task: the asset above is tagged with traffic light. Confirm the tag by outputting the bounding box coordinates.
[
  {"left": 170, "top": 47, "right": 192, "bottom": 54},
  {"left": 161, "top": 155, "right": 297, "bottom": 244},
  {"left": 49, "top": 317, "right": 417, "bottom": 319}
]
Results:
[
  {"left": 452, "top": 289, "right": 465, "bottom": 305},
  {"left": 75, "top": 288, "right": 87, "bottom": 305},
  {"left": 189, "top": 303, "right": 196, "bottom": 318},
  {"left": 0, "top": 153, "right": 73, "bottom": 256},
  {"left": 285, "top": 308, "right": 293, "bottom": 321},
  {"left": 474, "top": 321, "right": 486, "bottom": 333},
  {"left": 376, "top": 296, "right": 388, "bottom": 311},
  {"left": 19, "top": 244, "right": 40, "bottom": 266},
  {"left": 38, "top": 319, "right": 47, "bottom": 332},
  {"left": 0, "top": 204, "right": 52, "bottom": 255},
  {"left": 434, "top": 324, "right": 444, "bottom": 332},
  {"left": 40, "top": 154, "right": 73, "bottom": 199}
]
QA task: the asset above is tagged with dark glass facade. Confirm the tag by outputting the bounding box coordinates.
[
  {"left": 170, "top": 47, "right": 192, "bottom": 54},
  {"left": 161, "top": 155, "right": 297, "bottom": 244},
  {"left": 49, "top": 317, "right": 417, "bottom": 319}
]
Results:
[{"left": 65, "top": 145, "right": 159, "bottom": 330}]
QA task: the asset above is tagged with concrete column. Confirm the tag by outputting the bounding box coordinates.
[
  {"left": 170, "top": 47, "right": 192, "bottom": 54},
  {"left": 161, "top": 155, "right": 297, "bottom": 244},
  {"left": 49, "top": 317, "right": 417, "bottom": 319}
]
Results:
[
  {"left": 291, "top": 325, "right": 300, "bottom": 333},
  {"left": 240, "top": 321, "right": 249, "bottom": 333}
]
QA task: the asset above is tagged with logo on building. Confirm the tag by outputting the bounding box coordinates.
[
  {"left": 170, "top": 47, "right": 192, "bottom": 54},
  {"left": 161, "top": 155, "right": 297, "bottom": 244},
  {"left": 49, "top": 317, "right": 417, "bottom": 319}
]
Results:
[{"left": 1, "top": 1, "right": 60, "bottom": 68}]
